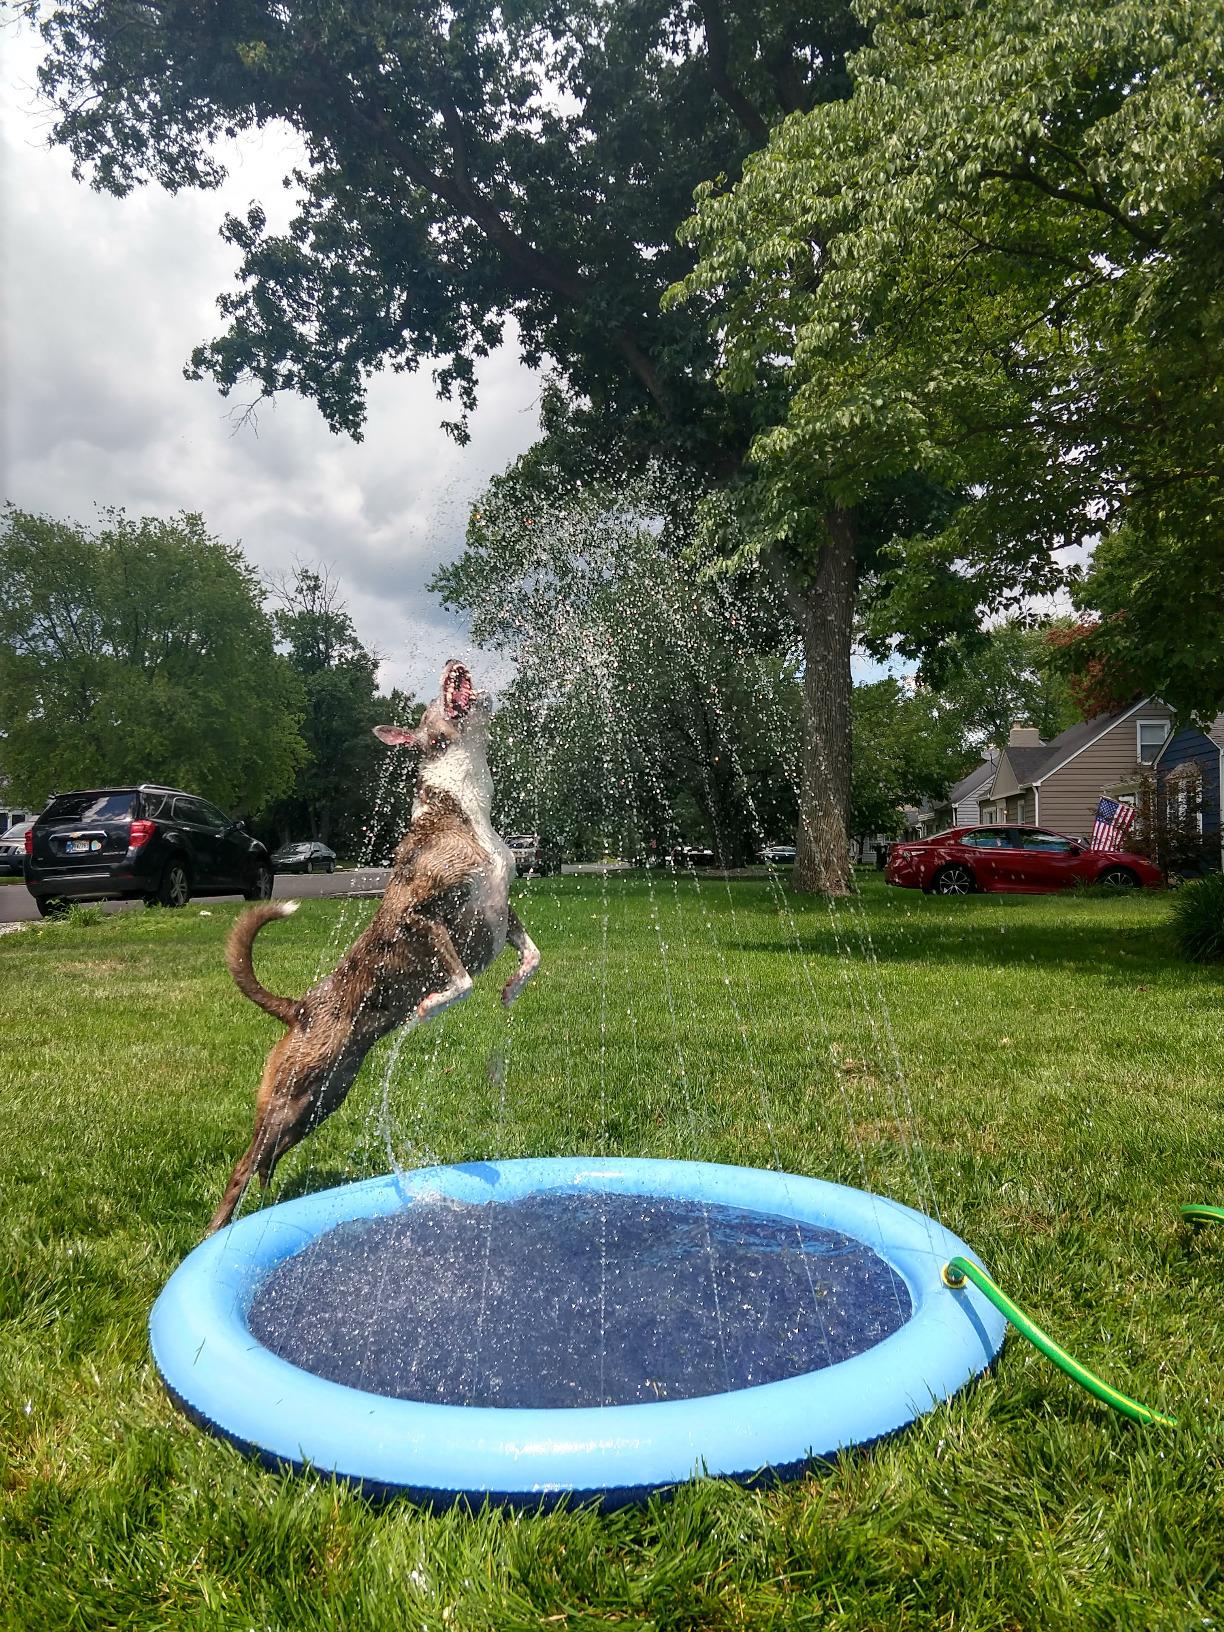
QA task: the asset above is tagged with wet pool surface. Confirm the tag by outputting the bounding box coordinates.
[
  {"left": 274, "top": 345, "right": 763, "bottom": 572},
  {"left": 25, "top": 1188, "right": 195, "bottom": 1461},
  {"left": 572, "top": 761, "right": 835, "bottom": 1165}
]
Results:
[{"left": 247, "top": 1191, "right": 912, "bottom": 1408}]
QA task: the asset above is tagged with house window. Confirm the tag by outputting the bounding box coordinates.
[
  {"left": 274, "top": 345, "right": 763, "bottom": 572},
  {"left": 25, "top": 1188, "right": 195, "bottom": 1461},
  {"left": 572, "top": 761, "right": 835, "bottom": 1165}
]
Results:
[
  {"left": 1136, "top": 719, "right": 1169, "bottom": 764},
  {"left": 1170, "top": 774, "right": 1204, "bottom": 833}
]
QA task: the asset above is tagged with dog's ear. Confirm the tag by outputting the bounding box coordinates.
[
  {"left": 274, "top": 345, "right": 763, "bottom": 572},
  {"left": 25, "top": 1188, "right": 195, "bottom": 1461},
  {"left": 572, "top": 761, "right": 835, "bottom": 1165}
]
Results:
[{"left": 373, "top": 724, "right": 423, "bottom": 749}]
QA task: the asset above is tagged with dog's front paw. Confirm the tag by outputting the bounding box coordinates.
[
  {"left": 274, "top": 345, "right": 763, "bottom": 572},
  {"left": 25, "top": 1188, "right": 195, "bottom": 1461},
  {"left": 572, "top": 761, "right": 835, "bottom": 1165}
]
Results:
[
  {"left": 417, "top": 972, "right": 473, "bottom": 1021},
  {"left": 501, "top": 950, "right": 541, "bottom": 1007}
]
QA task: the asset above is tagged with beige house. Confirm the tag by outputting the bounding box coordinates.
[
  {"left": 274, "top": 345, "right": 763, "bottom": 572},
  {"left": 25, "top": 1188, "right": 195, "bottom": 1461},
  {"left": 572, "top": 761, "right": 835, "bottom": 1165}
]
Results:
[{"left": 979, "top": 699, "right": 1173, "bottom": 837}]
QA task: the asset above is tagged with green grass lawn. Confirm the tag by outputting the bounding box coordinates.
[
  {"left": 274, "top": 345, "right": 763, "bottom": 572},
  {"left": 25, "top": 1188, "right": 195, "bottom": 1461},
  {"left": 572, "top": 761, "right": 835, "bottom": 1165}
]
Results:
[{"left": 2, "top": 874, "right": 1221, "bottom": 1630}]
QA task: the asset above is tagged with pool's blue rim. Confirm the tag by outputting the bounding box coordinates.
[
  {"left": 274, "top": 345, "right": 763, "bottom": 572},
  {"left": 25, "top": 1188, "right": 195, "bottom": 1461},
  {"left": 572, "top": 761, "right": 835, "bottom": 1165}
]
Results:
[{"left": 150, "top": 1158, "right": 1007, "bottom": 1505}]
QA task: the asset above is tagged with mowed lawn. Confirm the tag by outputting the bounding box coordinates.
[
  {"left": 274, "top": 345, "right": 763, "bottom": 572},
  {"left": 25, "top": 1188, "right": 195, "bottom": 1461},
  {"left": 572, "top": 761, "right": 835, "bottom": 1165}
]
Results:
[{"left": 1, "top": 873, "right": 1221, "bottom": 1631}]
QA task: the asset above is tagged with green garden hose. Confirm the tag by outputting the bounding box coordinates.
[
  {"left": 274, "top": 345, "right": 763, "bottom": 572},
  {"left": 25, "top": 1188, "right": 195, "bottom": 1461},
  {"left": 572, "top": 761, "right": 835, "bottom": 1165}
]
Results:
[
  {"left": 943, "top": 1206, "right": 1218, "bottom": 1428},
  {"left": 1182, "top": 1203, "right": 1224, "bottom": 1228},
  {"left": 940, "top": 1207, "right": 1220, "bottom": 1423},
  {"left": 941, "top": 1255, "right": 1178, "bottom": 1427}
]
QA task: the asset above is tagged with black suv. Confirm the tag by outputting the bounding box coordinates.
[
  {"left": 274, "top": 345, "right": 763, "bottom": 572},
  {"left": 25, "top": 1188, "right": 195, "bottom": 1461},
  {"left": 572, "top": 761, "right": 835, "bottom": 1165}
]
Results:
[{"left": 24, "top": 785, "right": 274, "bottom": 917}]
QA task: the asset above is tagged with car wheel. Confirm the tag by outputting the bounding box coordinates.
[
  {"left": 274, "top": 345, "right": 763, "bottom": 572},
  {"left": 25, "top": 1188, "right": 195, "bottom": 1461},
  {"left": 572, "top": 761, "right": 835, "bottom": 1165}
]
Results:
[
  {"left": 305, "top": 860, "right": 314, "bottom": 875},
  {"left": 35, "top": 896, "right": 69, "bottom": 919},
  {"left": 157, "top": 861, "right": 191, "bottom": 908},
  {"left": 1098, "top": 866, "right": 1138, "bottom": 889},
  {"left": 243, "top": 865, "right": 274, "bottom": 902},
  {"left": 933, "top": 863, "right": 975, "bottom": 896},
  {"left": 326, "top": 860, "right": 335, "bottom": 874}
]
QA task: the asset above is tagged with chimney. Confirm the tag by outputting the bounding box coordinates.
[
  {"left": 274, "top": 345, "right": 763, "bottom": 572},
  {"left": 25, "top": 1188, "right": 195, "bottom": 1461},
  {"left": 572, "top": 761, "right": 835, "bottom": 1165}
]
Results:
[{"left": 1008, "top": 723, "right": 1043, "bottom": 748}]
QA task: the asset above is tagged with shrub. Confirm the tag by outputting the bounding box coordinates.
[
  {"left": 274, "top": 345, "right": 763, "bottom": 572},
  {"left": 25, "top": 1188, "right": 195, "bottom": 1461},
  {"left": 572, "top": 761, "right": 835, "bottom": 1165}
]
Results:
[{"left": 1172, "top": 871, "right": 1224, "bottom": 963}]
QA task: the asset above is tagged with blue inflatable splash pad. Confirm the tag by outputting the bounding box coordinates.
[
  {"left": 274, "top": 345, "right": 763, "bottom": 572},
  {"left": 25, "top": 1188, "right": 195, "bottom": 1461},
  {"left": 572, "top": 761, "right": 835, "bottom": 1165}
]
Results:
[{"left": 150, "top": 1158, "right": 1005, "bottom": 1505}]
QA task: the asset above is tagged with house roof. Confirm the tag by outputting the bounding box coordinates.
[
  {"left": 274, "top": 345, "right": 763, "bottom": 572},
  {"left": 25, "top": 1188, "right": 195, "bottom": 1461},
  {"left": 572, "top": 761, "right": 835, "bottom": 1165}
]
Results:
[
  {"left": 1000, "top": 745, "right": 1053, "bottom": 786},
  {"left": 1033, "top": 712, "right": 1128, "bottom": 777},
  {"left": 925, "top": 756, "right": 997, "bottom": 816},
  {"left": 1208, "top": 713, "right": 1224, "bottom": 751},
  {"left": 993, "top": 699, "right": 1157, "bottom": 792},
  {"left": 948, "top": 756, "right": 997, "bottom": 804}
]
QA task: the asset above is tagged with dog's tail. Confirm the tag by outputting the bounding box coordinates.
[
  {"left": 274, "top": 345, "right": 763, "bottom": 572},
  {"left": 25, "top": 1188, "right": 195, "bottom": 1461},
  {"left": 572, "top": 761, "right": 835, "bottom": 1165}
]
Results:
[{"left": 226, "top": 901, "right": 301, "bottom": 1026}]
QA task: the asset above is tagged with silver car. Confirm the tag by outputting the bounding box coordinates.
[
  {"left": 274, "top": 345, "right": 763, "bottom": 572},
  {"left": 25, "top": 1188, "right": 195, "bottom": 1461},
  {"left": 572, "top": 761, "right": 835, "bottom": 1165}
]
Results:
[{"left": 0, "top": 820, "right": 34, "bottom": 875}]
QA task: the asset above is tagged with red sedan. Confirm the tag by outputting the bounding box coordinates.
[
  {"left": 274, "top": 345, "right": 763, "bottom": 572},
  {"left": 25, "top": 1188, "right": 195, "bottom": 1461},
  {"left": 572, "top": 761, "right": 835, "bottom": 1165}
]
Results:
[{"left": 885, "top": 826, "right": 1163, "bottom": 895}]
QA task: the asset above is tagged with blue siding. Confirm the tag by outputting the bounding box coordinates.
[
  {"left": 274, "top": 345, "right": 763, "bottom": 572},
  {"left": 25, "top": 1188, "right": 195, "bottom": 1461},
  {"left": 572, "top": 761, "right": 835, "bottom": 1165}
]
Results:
[{"left": 1157, "top": 726, "right": 1222, "bottom": 868}]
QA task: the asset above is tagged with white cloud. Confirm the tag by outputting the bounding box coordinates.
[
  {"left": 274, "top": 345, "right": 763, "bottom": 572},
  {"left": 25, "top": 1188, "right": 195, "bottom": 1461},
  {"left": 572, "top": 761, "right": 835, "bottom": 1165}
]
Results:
[{"left": 0, "top": 23, "right": 541, "bottom": 699}]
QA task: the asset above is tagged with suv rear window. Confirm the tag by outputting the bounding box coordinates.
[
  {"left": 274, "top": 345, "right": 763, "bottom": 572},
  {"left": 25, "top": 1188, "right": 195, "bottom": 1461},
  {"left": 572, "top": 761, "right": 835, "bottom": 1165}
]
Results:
[{"left": 43, "top": 792, "right": 137, "bottom": 824}]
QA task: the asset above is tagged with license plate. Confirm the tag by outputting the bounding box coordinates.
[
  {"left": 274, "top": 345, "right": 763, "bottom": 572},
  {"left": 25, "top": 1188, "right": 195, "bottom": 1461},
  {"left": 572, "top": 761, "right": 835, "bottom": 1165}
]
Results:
[{"left": 66, "top": 839, "right": 101, "bottom": 854}]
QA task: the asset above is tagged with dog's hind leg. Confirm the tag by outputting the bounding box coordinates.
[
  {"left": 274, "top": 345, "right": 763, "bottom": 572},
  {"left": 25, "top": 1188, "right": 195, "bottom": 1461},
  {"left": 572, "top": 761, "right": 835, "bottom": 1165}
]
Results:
[
  {"left": 204, "top": 1025, "right": 345, "bottom": 1235},
  {"left": 205, "top": 1103, "right": 310, "bottom": 1234},
  {"left": 205, "top": 1079, "right": 326, "bottom": 1234},
  {"left": 501, "top": 905, "right": 541, "bottom": 1007},
  {"left": 206, "top": 1138, "right": 261, "bottom": 1234}
]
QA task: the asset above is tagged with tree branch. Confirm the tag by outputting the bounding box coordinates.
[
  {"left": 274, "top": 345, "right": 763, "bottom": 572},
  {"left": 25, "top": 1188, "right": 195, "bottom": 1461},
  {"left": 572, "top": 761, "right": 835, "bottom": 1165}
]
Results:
[
  {"left": 982, "top": 165, "right": 1163, "bottom": 250},
  {"left": 698, "top": 1, "right": 770, "bottom": 145},
  {"left": 302, "top": 48, "right": 674, "bottom": 416},
  {"left": 765, "top": 49, "right": 808, "bottom": 116}
]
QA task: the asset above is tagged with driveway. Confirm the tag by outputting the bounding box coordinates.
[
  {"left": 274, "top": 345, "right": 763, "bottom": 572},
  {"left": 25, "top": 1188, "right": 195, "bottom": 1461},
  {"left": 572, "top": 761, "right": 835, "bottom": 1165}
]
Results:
[{"left": 0, "top": 868, "right": 393, "bottom": 925}]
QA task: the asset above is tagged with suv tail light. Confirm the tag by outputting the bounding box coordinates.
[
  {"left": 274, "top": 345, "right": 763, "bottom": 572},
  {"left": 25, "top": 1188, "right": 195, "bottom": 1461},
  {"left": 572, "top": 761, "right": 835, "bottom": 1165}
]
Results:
[
  {"left": 24, "top": 828, "right": 33, "bottom": 855},
  {"left": 129, "top": 820, "right": 157, "bottom": 849}
]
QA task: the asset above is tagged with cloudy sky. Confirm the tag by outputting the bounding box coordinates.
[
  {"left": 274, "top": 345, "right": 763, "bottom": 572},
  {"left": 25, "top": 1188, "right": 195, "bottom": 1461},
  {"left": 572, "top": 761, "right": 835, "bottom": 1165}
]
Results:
[
  {"left": 0, "top": 22, "right": 542, "bottom": 698},
  {"left": 1, "top": 20, "right": 924, "bottom": 710}
]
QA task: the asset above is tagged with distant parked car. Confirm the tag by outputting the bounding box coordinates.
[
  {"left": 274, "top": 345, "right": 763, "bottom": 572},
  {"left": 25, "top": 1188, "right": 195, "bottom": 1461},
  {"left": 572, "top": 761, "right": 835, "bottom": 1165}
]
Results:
[
  {"left": 506, "top": 834, "right": 561, "bottom": 876},
  {"left": 0, "top": 820, "right": 35, "bottom": 875},
  {"left": 885, "top": 826, "right": 1163, "bottom": 895},
  {"left": 670, "top": 845, "right": 716, "bottom": 867},
  {"left": 271, "top": 840, "right": 336, "bottom": 874},
  {"left": 758, "top": 843, "right": 797, "bottom": 865},
  {"left": 24, "top": 785, "right": 273, "bottom": 917}
]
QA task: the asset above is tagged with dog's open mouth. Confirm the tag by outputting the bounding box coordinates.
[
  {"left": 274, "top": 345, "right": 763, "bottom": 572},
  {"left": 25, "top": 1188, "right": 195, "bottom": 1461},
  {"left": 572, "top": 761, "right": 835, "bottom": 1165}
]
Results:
[{"left": 442, "top": 661, "right": 474, "bottom": 719}]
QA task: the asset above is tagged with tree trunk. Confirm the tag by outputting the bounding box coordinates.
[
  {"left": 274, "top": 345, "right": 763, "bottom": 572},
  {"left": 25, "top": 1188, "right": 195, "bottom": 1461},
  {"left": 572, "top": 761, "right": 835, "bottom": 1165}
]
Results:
[{"left": 783, "top": 511, "right": 856, "bottom": 896}]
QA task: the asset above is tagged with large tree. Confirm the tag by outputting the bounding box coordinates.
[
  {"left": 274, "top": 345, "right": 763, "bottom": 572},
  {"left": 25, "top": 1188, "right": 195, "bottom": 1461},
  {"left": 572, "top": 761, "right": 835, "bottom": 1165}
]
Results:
[
  {"left": 0, "top": 505, "right": 304, "bottom": 809},
  {"left": 18, "top": 0, "right": 871, "bottom": 890},
  {"left": 18, "top": 1, "right": 859, "bottom": 448},
  {"left": 673, "top": 0, "right": 1224, "bottom": 727}
]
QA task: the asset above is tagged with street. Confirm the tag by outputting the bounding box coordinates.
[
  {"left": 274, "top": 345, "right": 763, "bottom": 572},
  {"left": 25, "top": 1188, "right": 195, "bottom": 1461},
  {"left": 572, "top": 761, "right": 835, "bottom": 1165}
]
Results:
[
  {"left": 0, "top": 868, "right": 393, "bottom": 925},
  {"left": 0, "top": 862, "right": 642, "bottom": 925}
]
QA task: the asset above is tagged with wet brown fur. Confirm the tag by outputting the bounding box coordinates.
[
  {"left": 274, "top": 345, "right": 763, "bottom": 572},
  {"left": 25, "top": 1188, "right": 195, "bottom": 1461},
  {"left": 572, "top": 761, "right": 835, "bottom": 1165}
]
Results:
[{"left": 208, "top": 776, "right": 535, "bottom": 1234}]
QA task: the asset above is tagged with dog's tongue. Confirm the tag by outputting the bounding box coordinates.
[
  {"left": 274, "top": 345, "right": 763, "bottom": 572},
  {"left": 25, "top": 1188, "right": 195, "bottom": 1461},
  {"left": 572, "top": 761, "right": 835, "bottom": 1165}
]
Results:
[{"left": 454, "top": 672, "right": 472, "bottom": 712}]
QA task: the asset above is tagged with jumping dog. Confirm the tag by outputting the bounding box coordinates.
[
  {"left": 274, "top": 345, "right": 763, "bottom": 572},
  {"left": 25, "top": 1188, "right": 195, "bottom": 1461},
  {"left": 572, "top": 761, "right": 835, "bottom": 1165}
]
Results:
[{"left": 206, "top": 660, "right": 539, "bottom": 1234}]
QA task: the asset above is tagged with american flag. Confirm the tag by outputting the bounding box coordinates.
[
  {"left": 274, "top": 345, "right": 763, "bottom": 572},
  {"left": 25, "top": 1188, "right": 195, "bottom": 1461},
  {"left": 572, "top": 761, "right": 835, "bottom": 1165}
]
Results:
[{"left": 1091, "top": 796, "right": 1136, "bottom": 851}]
